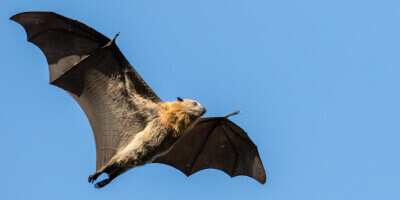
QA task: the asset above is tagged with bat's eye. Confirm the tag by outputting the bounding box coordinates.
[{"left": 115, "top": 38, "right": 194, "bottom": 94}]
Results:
[{"left": 193, "top": 102, "right": 198, "bottom": 106}]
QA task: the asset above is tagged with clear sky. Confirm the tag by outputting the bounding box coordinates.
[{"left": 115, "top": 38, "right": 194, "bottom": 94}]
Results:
[{"left": 1, "top": 0, "right": 400, "bottom": 199}]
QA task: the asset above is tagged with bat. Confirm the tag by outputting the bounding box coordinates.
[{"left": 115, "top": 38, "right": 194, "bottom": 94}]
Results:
[{"left": 11, "top": 11, "right": 266, "bottom": 188}]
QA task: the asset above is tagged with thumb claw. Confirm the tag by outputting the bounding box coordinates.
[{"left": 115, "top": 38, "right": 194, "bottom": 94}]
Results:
[{"left": 225, "top": 110, "right": 242, "bottom": 118}]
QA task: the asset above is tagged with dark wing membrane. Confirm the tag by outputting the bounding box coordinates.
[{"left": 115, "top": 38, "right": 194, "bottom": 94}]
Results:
[
  {"left": 10, "top": 12, "right": 110, "bottom": 83},
  {"left": 154, "top": 117, "right": 266, "bottom": 184},
  {"left": 12, "top": 12, "right": 162, "bottom": 170}
]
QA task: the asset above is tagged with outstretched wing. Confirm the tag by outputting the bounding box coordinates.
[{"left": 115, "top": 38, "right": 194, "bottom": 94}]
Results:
[
  {"left": 154, "top": 117, "right": 266, "bottom": 184},
  {"left": 11, "top": 12, "right": 162, "bottom": 171}
]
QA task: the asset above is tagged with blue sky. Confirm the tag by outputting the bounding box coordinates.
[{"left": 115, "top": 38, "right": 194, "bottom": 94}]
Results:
[{"left": 1, "top": 0, "right": 400, "bottom": 199}]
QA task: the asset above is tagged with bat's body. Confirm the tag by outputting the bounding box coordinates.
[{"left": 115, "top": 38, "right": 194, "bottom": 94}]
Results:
[
  {"left": 90, "top": 77, "right": 207, "bottom": 187},
  {"left": 11, "top": 11, "right": 266, "bottom": 188}
]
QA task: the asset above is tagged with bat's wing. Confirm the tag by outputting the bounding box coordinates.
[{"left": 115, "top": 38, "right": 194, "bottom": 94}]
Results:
[
  {"left": 11, "top": 12, "right": 162, "bottom": 171},
  {"left": 154, "top": 116, "right": 266, "bottom": 184}
]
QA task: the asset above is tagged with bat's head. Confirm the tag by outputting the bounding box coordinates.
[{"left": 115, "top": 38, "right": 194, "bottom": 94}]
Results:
[{"left": 177, "top": 97, "right": 207, "bottom": 118}]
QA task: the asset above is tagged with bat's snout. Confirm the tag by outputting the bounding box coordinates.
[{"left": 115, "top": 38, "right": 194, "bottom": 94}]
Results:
[{"left": 201, "top": 107, "right": 207, "bottom": 115}]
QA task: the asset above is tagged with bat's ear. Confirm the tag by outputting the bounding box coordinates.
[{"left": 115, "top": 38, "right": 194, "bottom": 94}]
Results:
[{"left": 177, "top": 97, "right": 184, "bottom": 102}]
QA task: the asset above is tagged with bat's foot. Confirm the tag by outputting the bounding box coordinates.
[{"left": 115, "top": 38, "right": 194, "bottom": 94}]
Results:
[
  {"left": 94, "top": 178, "right": 111, "bottom": 189},
  {"left": 88, "top": 172, "right": 101, "bottom": 183},
  {"left": 88, "top": 175, "right": 95, "bottom": 183}
]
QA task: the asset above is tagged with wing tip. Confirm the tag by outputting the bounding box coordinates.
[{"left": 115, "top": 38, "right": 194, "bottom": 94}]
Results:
[
  {"left": 10, "top": 11, "right": 57, "bottom": 21},
  {"left": 10, "top": 11, "right": 59, "bottom": 43},
  {"left": 10, "top": 12, "right": 25, "bottom": 21},
  {"left": 232, "top": 163, "right": 266, "bottom": 185},
  {"left": 254, "top": 155, "right": 267, "bottom": 185},
  {"left": 231, "top": 171, "right": 266, "bottom": 185},
  {"left": 10, "top": 12, "right": 23, "bottom": 23},
  {"left": 257, "top": 172, "right": 267, "bottom": 185},
  {"left": 9, "top": 14, "right": 17, "bottom": 21}
]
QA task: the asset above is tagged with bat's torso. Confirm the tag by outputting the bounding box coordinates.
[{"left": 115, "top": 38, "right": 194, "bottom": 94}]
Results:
[
  {"left": 109, "top": 117, "right": 181, "bottom": 168},
  {"left": 103, "top": 96, "right": 199, "bottom": 173},
  {"left": 90, "top": 73, "right": 206, "bottom": 186}
]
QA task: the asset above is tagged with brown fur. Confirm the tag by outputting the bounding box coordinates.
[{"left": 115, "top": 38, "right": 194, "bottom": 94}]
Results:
[{"left": 158, "top": 102, "right": 196, "bottom": 133}]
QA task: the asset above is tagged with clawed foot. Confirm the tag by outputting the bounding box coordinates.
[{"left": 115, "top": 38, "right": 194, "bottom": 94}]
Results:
[
  {"left": 88, "top": 172, "right": 101, "bottom": 183},
  {"left": 88, "top": 172, "right": 112, "bottom": 188},
  {"left": 94, "top": 179, "right": 111, "bottom": 189},
  {"left": 88, "top": 175, "right": 95, "bottom": 183}
]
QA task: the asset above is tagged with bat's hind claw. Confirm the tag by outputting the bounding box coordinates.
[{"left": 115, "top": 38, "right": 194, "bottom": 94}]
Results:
[
  {"left": 88, "top": 172, "right": 101, "bottom": 183},
  {"left": 88, "top": 175, "right": 94, "bottom": 183}
]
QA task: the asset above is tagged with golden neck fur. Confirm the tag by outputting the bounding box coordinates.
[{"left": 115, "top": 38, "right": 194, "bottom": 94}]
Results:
[{"left": 158, "top": 102, "right": 197, "bottom": 133}]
